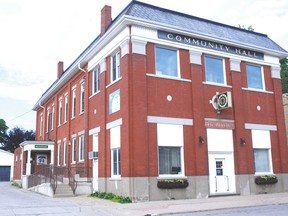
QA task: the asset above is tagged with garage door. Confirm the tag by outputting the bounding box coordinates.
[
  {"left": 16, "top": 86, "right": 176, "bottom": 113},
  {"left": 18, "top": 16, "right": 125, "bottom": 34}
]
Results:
[{"left": 0, "top": 166, "right": 11, "bottom": 182}]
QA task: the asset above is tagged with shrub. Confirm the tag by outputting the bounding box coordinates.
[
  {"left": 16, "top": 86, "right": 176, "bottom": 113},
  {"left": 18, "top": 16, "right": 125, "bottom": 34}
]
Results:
[{"left": 90, "top": 192, "right": 132, "bottom": 203}]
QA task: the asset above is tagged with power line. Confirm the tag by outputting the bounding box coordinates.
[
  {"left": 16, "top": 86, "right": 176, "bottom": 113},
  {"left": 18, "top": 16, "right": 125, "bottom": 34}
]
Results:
[{"left": 7, "top": 110, "right": 33, "bottom": 123}]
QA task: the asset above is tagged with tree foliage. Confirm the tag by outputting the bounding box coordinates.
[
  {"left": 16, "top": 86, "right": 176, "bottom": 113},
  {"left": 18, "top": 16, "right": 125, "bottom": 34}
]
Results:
[
  {"left": 0, "top": 119, "right": 9, "bottom": 146},
  {"left": 1, "top": 126, "right": 35, "bottom": 153},
  {"left": 281, "top": 58, "right": 288, "bottom": 94}
]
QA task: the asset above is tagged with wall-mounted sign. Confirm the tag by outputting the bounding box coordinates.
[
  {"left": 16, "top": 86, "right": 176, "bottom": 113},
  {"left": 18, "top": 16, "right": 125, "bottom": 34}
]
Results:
[
  {"left": 158, "top": 30, "right": 264, "bottom": 60},
  {"left": 109, "top": 89, "right": 120, "bottom": 114},
  {"left": 217, "top": 92, "right": 232, "bottom": 110},
  {"left": 37, "top": 154, "right": 47, "bottom": 165},
  {"left": 35, "top": 145, "right": 48, "bottom": 149}
]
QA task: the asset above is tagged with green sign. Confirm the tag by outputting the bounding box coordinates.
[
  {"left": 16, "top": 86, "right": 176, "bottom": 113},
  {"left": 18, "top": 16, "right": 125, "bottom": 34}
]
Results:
[{"left": 35, "top": 145, "right": 48, "bottom": 149}]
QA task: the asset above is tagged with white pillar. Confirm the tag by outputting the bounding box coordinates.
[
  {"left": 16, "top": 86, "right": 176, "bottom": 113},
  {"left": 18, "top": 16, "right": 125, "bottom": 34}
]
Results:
[
  {"left": 50, "top": 150, "right": 54, "bottom": 165},
  {"left": 26, "top": 150, "right": 31, "bottom": 175}
]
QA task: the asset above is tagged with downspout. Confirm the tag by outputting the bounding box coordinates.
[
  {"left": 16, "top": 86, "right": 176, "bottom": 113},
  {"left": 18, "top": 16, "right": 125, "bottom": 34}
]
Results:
[
  {"left": 38, "top": 100, "right": 45, "bottom": 141},
  {"left": 78, "top": 63, "right": 90, "bottom": 179}
]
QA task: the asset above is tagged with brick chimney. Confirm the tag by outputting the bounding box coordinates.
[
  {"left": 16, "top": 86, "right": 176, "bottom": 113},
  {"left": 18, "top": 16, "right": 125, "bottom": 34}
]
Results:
[
  {"left": 57, "top": 61, "right": 64, "bottom": 79},
  {"left": 101, "top": 5, "right": 112, "bottom": 34}
]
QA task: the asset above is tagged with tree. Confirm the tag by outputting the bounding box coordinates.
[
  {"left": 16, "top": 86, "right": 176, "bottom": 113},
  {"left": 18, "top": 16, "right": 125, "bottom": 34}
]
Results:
[
  {"left": 4, "top": 127, "right": 35, "bottom": 153},
  {"left": 0, "top": 119, "right": 8, "bottom": 148},
  {"left": 280, "top": 58, "right": 288, "bottom": 93}
]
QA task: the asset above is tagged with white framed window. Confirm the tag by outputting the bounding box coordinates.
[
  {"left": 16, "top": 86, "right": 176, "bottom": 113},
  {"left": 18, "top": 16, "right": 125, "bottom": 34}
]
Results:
[
  {"left": 40, "top": 113, "right": 43, "bottom": 137},
  {"left": 157, "top": 124, "right": 184, "bottom": 177},
  {"left": 72, "top": 88, "right": 76, "bottom": 118},
  {"left": 58, "top": 98, "right": 62, "bottom": 126},
  {"left": 79, "top": 135, "right": 85, "bottom": 161},
  {"left": 93, "top": 67, "right": 100, "bottom": 94},
  {"left": 64, "top": 94, "right": 68, "bottom": 123},
  {"left": 246, "top": 64, "right": 265, "bottom": 90},
  {"left": 72, "top": 137, "right": 76, "bottom": 163},
  {"left": 63, "top": 139, "right": 67, "bottom": 166},
  {"left": 46, "top": 108, "right": 50, "bottom": 133},
  {"left": 110, "top": 126, "right": 121, "bottom": 178},
  {"left": 111, "top": 51, "right": 121, "bottom": 82},
  {"left": 205, "top": 56, "right": 226, "bottom": 84},
  {"left": 80, "top": 82, "right": 85, "bottom": 114},
  {"left": 51, "top": 105, "right": 55, "bottom": 130},
  {"left": 57, "top": 141, "right": 61, "bottom": 166},
  {"left": 252, "top": 130, "right": 273, "bottom": 175},
  {"left": 155, "top": 47, "right": 179, "bottom": 77}
]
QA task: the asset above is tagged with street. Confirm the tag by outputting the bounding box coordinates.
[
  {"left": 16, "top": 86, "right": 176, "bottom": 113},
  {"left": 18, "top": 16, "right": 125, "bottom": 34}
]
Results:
[{"left": 172, "top": 204, "right": 288, "bottom": 216}]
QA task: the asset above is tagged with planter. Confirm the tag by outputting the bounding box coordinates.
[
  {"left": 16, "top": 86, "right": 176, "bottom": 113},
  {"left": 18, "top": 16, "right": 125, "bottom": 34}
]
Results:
[
  {"left": 157, "top": 179, "right": 189, "bottom": 189},
  {"left": 255, "top": 175, "right": 278, "bottom": 185}
]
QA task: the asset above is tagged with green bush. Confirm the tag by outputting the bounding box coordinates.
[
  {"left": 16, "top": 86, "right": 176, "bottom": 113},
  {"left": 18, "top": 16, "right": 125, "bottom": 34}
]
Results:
[
  {"left": 11, "top": 181, "right": 21, "bottom": 188},
  {"left": 90, "top": 191, "right": 132, "bottom": 203}
]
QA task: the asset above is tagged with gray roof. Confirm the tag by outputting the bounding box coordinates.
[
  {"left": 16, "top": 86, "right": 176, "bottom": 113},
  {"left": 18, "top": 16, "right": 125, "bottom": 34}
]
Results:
[{"left": 116, "top": 1, "right": 287, "bottom": 54}]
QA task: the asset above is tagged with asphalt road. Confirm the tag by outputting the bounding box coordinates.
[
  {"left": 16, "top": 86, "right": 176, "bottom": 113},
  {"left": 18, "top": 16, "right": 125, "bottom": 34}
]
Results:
[{"left": 172, "top": 203, "right": 288, "bottom": 216}]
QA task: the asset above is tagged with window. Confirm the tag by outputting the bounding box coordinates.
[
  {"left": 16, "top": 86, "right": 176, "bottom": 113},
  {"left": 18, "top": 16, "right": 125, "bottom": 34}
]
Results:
[
  {"left": 58, "top": 98, "right": 62, "bottom": 126},
  {"left": 205, "top": 56, "right": 225, "bottom": 84},
  {"left": 79, "top": 135, "right": 85, "bottom": 161},
  {"left": 112, "top": 148, "right": 121, "bottom": 176},
  {"left": 72, "top": 88, "right": 76, "bottom": 118},
  {"left": 157, "top": 124, "right": 184, "bottom": 176},
  {"left": 63, "top": 140, "right": 66, "bottom": 166},
  {"left": 252, "top": 130, "right": 273, "bottom": 174},
  {"left": 57, "top": 141, "right": 61, "bottom": 166},
  {"left": 159, "top": 147, "right": 181, "bottom": 175},
  {"left": 111, "top": 51, "right": 121, "bottom": 82},
  {"left": 51, "top": 105, "right": 54, "bottom": 130},
  {"left": 93, "top": 67, "right": 100, "bottom": 94},
  {"left": 64, "top": 94, "right": 68, "bottom": 123},
  {"left": 80, "top": 82, "right": 85, "bottom": 114},
  {"left": 72, "top": 137, "right": 76, "bottom": 163},
  {"left": 110, "top": 126, "right": 121, "bottom": 177},
  {"left": 46, "top": 109, "right": 50, "bottom": 133},
  {"left": 156, "top": 47, "right": 178, "bottom": 77},
  {"left": 246, "top": 64, "right": 264, "bottom": 90}
]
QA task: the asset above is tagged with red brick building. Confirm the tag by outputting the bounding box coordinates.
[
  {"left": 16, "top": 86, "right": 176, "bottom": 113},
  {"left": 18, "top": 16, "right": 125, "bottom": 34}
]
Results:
[{"left": 14, "top": 1, "right": 288, "bottom": 201}]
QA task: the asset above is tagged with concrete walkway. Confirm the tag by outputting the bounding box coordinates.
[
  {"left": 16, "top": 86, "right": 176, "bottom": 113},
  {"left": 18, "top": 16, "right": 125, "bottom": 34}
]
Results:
[{"left": 63, "top": 192, "right": 288, "bottom": 216}]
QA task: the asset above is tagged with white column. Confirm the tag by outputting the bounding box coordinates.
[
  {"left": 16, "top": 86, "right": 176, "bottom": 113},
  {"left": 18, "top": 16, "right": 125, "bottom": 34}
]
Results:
[
  {"left": 26, "top": 150, "right": 31, "bottom": 175},
  {"left": 50, "top": 150, "right": 54, "bottom": 165}
]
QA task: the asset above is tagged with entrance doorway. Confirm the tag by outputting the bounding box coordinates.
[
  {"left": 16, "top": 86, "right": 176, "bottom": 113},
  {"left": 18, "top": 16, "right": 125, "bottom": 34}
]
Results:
[
  {"left": 207, "top": 129, "right": 236, "bottom": 195},
  {"left": 92, "top": 134, "right": 99, "bottom": 192}
]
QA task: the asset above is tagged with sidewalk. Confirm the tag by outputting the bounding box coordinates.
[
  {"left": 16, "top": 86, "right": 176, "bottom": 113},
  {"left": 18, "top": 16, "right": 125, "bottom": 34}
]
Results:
[{"left": 62, "top": 192, "right": 288, "bottom": 216}]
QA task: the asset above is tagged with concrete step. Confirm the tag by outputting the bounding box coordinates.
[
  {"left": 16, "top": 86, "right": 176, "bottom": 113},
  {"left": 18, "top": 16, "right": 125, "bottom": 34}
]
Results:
[{"left": 54, "top": 184, "right": 74, "bottom": 197}]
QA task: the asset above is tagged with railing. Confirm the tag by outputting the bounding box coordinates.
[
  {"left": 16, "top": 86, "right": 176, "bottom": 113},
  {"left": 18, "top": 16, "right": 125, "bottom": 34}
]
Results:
[{"left": 27, "top": 165, "right": 92, "bottom": 195}]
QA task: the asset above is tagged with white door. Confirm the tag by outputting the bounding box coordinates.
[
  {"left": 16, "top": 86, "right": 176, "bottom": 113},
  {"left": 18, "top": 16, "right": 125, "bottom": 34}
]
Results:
[
  {"left": 92, "top": 134, "right": 99, "bottom": 192},
  {"left": 214, "top": 158, "right": 229, "bottom": 193}
]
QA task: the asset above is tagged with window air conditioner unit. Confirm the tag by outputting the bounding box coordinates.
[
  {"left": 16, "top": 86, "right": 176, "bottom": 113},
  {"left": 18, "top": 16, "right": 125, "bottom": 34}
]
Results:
[{"left": 88, "top": 151, "right": 98, "bottom": 159}]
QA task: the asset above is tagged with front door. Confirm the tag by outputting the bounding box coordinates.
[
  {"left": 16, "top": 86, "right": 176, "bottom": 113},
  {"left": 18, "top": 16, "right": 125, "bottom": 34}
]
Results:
[
  {"left": 208, "top": 154, "right": 235, "bottom": 195},
  {"left": 215, "top": 158, "right": 229, "bottom": 193}
]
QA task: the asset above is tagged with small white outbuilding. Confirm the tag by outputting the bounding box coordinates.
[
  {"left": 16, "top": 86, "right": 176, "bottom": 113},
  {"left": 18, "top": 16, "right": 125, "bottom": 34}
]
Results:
[{"left": 0, "top": 149, "right": 14, "bottom": 181}]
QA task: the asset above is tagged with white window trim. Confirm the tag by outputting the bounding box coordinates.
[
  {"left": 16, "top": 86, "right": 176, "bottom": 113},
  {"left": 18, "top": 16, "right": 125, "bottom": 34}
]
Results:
[
  {"left": 110, "top": 148, "right": 121, "bottom": 179},
  {"left": 58, "top": 98, "right": 62, "bottom": 127},
  {"left": 51, "top": 105, "right": 55, "bottom": 131},
  {"left": 155, "top": 46, "right": 180, "bottom": 79},
  {"left": 204, "top": 55, "right": 227, "bottom": 85},
  {"left": 40, "top": 113, "right": 43, "bottom": 137},
  {"left": 110, "top": 125, "right": 121, "bottom": 179},
  {"left": 92, "top": 66, "right": 100, "bottom": 95},
  {"left": 63, "top": 139, "right": 67, "bottom": 166},
  {"left": 71, "top": 137, "right": 76, "bottom": 163},
  {"left": 80, "top": 82, "right": 85, "bottom": 115},
  {"left": 78, "top": 135, "right": 85, "bottom": 162},
  {"left": 57, "top": 141, "right": 61, "bottom": 166},
  {"left": 46, "top": 108, "right": 50, "bottom": 133},
  {"left": 64, "top": 94, "right": 68, "bottom": 123},
  {"left": 110, "top": 51, "right": 121, "bottom": 83},
  {"left": 72, "top": 88, "right": 76, "bottom": 119}
]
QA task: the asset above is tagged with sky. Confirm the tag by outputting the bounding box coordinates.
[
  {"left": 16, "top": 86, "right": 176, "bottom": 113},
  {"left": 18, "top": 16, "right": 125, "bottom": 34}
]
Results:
[{"left": 0, "top": 0, "right": 287, "bottom": 131}]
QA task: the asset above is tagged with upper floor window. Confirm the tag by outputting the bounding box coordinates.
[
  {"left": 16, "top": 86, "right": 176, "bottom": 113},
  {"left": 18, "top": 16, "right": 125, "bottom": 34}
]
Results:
[
  {"left": 72, "top": 137, "right": 76, "bottom": 163},
  {"left": 205, "top": 56, "right": 225, "bottom": 84},
  {"left": 156, "top": 47, "right": 178, "bottom": 77},
  {"left": 93, "top": 67, "right": 100, "bottom": 94},
  {"left": 46, "top": 108, "right": 50, "bottom": 133},
  {"left": 72, "top": 88, "right": 76, "bottom": 118},
  {"left": 80, "top": 82, "right": 85, "bottom": 114},
  {"left": 246, "top": 64, "right": 264, "bottom": 90},
  {"left": 51, "top": 105, "right": 54, "bottom": 130},
  {"left": 58, "top": 98, "right": 62, "bottom": 126},
  {"left": 40, "top": 114, "right": 43, "bottom": 137},
  {"left": 111, "top": 51, "right": 121, "bottom": 82},
  {"left": 64, "top": 94, "right": 68, "bottom": 123}
]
